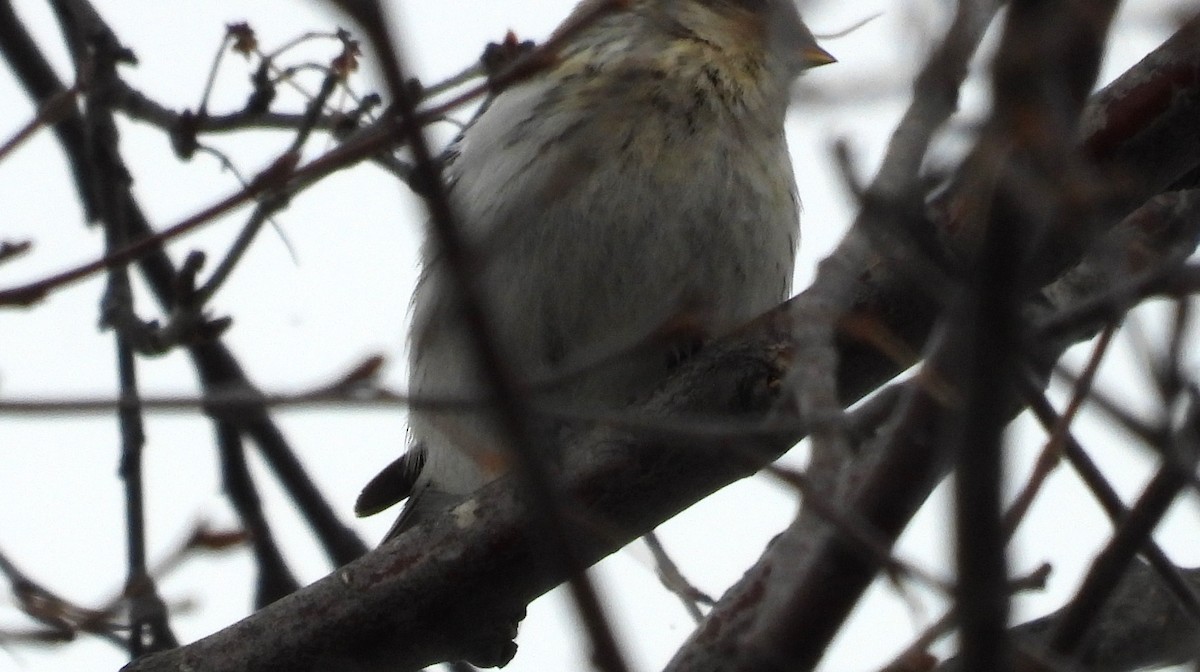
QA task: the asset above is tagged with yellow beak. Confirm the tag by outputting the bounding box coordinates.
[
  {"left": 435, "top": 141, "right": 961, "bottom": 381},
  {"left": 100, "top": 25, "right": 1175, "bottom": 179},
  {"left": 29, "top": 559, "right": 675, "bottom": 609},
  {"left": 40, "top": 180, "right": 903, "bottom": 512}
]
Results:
[{"left": 802, "top": 45, "right": 837, "bottom": 68}]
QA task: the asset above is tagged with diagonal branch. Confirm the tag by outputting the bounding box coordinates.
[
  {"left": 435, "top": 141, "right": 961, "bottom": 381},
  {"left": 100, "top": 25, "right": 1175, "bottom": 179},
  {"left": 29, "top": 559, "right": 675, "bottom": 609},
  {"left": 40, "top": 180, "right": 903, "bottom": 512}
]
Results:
[
  {"left": 0, "top": 0, "right": 369, "bottom": 569},
  {"left": 119, "top": 34, "right": 1200, "bottom": 669},
  {"left": 666, "top": 10, "right": 1200, "bottom": 672},
  {"left": 117, "top": 187, "right": 1200, "bottom": 671}
]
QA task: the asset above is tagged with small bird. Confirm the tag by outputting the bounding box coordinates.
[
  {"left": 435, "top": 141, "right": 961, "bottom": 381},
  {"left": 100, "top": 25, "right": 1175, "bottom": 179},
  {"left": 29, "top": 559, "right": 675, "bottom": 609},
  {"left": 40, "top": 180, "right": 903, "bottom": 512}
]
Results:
[{"left": 357, "top": 0, "right": 833, "bottom": 541}]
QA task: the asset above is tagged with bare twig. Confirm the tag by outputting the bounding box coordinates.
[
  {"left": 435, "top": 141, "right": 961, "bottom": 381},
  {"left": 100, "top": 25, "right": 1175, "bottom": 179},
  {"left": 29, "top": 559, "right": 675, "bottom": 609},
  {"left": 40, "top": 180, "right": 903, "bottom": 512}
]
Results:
[
  {"left": 1047, "top": 391, "right": 1200, "bottom": 659},
  {"left": 2, "top": 0, "right": 370, "bottom": 575},
  {"left": 642, "top": 532, "right": 712, "bottom": 623},
  {"left": 0, "top": 84, "right": 78, "bottom": 162},
  {"left": 0, "top": 239, "right": 32, "bottom": 264},
  {"left": 879, "top": 564, "right": 1053, "bottom": 672},
  {"left": 736, "top": 2, "right": 1005, "bottom": 669},
  {"left": 1018, "top": 376, "right": 1200, "bottom": 624},
  {"left": 323, "top": 1, "right": 635, "bottom": 668},
  {"left": 1003, "top": 325, "right": 1116, "bottom": 538}
]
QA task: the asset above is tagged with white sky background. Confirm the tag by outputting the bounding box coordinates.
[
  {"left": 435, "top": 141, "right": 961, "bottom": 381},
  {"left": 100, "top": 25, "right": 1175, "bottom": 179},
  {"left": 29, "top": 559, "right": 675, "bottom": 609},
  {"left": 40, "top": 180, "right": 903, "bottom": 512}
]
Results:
[{"left": 0, "top": 1, "right": 1198, "bottom": 671}]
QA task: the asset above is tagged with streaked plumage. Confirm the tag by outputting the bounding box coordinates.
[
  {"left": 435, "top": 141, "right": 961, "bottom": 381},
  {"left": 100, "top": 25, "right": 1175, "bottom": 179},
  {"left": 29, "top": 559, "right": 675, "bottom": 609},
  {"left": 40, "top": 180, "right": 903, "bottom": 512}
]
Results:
[{"left": 357, "top": 0, "right": 832, "bottom": 540}]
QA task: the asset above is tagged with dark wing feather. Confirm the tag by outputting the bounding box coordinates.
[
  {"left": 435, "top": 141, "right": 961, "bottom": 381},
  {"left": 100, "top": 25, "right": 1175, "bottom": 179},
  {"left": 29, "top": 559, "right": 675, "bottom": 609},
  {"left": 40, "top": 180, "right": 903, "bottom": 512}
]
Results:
[{"left": 354, "top": 447, "right": 426, "bottom": 517}]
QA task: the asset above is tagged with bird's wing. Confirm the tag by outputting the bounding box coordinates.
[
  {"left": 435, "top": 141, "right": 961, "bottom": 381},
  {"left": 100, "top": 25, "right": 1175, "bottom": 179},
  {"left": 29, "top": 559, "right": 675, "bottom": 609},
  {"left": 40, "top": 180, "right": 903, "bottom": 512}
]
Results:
[{"left": 354, "top": 446, "right": 426, "bottom": 518}]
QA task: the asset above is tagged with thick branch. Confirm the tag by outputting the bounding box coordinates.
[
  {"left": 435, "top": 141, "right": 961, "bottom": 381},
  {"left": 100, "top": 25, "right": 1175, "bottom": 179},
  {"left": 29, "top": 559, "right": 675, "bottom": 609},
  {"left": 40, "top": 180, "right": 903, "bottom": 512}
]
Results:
[
  {"left": 0, "top": 0, "right": 369, "bottom": 566},
  {"left": 118, "top": 183, "right": 1200, "bottom": 672},
  {"left": 109, "top": 11, "right": 1200, "bottom": 672},
  {"left": 665, "top": 11, "right": 1200, "bottom": 672},
  {"left": 121, "top": 325, "right": 797, "bottom": 672}
]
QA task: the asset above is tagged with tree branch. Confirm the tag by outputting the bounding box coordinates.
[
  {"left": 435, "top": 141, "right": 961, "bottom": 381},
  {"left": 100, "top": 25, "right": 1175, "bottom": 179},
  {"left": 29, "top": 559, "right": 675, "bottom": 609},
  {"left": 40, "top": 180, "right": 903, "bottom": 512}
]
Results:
[{"left": 118, "top": 99, "right": 1200, "bottom": 672}]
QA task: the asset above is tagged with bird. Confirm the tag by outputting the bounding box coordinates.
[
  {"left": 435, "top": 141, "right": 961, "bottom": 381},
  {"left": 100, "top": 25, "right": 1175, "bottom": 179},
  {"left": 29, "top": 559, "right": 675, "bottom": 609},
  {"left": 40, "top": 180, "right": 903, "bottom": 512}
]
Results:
[{"left": 356, "top": 0, "right": 834, "bottom": 542}]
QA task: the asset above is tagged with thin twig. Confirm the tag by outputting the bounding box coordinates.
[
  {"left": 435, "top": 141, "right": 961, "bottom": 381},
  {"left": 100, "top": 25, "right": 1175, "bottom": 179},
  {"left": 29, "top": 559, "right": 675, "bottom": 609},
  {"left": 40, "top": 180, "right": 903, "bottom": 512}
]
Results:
[
  {"left": 1018, "top": 373, "right": 1200, "bottom": 624},
  {"left": 1047, "top": 390, "right": 1200, "bottom": 658},
  {"left": 642, "top": 532, "right": 711, "bottom": 623},
  {"left": 0, "top": 84, "right": 78, "bottom": 162},
  {"left": 331, "top": 0, "right": 635, "bottom": 667},
  {"left": 765, "top": 465, "right": 954, "bottom": 595},
  {"left": 1002, "top": 324, "right": 1116, "bottom": 536}
]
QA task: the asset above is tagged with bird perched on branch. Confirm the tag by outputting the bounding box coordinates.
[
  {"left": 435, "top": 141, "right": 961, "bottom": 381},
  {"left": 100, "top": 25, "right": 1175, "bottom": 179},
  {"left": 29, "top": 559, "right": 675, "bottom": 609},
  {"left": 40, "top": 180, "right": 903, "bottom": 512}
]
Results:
[{"left": 357, "top": 0, "right": 833, "bottom": 541}]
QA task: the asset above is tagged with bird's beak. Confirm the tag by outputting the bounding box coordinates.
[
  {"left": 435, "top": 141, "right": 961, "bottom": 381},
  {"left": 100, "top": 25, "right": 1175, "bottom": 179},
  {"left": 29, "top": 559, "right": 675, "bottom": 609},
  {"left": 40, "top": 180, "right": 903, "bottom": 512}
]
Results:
[{"left": 802, "top": 44, "right": 836, "bottom": 69}]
